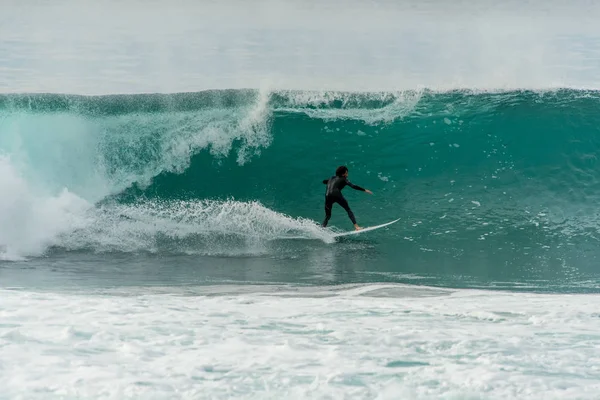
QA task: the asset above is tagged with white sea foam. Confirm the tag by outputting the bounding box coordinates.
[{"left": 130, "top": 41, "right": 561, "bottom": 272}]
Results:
[
  {"left": 0, "top": 156, "right": 92, "bottom": 260},
  {"left": 1, "top": 284, "right": 599, "bottom": 399}
]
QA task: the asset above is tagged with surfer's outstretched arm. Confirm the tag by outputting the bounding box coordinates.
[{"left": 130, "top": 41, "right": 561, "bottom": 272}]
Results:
[
  {"left": 346, "top": 180, "right": 373, "bottom": 194},
  {"left": 346, "top": 180, "right": 365, "bottom": 191},
  {"left": 322, "top": 179, "right": 329, "bottom": 184}
]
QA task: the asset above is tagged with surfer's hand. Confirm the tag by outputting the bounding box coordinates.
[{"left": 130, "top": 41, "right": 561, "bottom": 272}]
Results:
[{"left": 365, "top": 189, "right": 373, "bottom": 194}]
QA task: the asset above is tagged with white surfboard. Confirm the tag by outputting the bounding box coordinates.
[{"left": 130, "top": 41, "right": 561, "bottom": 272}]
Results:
[{"left": 332, "top": 218, "right": 400, "bottom": 238}]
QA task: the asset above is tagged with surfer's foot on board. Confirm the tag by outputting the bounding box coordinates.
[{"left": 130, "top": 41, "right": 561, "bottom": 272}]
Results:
[{"left": 354, "top": 224, "right": 362, "bottom": 231}]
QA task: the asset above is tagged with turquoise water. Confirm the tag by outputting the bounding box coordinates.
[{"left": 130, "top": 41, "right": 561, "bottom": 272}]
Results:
[{"left": 1, "top": 89, "right": 600, "bottom": 291}]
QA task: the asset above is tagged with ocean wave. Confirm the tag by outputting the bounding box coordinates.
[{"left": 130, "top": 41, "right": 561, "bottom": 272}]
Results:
[{"left": 1, "top": 88, "right": 600, "bottom": 263}]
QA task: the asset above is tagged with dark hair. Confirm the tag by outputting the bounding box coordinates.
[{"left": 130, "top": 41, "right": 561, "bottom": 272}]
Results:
[{"left": 336, "top": 166, "right": 348, "bottom": 177}]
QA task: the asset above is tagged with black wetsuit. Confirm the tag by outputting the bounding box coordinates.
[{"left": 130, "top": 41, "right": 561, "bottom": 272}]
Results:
[{"left": 321, "top": 176, "right": 365, "bottom": 227}]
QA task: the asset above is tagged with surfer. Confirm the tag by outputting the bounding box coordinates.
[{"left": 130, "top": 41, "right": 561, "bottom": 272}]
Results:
[{"left": 322, "top": 166, "right": 372, "bottom": 230}]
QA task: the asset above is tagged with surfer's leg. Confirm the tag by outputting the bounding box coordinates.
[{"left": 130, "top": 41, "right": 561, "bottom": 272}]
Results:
[
  {"left": 322, "top": 196, "right": 334, "bottom": 227},
  {"left": 336, "top": 196, "right": 357, "bottom": 225}
]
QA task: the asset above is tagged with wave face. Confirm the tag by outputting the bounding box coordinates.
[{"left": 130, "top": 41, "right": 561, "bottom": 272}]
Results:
[{"left": 1, "top": 89, "right": 600, "bottom": 289}]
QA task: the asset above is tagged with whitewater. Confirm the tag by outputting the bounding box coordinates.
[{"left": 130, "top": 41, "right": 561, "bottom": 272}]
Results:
[{"left": 2, "top": 0, "right": 600, "bottom": 398}]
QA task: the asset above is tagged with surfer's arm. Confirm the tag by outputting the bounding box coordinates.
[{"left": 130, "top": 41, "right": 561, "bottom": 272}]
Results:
[
  {"left": 346, "top": 180, "right": 366, "bottom": 191},
  {"left": 346, "top": 180, "right": 373, "bottom": 194},
  {"left": 322, "top": 179, "right": 329, "bottom": 184}
]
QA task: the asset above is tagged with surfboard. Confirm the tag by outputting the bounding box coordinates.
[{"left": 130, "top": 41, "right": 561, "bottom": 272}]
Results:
[{"left": 332, "top": 218, "right": 400, "bottom": 237}]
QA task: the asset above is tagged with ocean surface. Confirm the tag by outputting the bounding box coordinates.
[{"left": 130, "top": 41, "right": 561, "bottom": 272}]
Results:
[{"left": 2, "top": 1, "right": 600, "bottom": 399}]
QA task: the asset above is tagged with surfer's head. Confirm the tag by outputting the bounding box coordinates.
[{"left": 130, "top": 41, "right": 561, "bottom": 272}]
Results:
[{"left": 336, "top": 166, "right": 349, "bottom": 177}]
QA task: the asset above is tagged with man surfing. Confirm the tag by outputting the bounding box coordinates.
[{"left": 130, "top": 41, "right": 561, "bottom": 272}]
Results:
[{"left": 322, "top": 166, "right": 373, "bottom": 231}]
